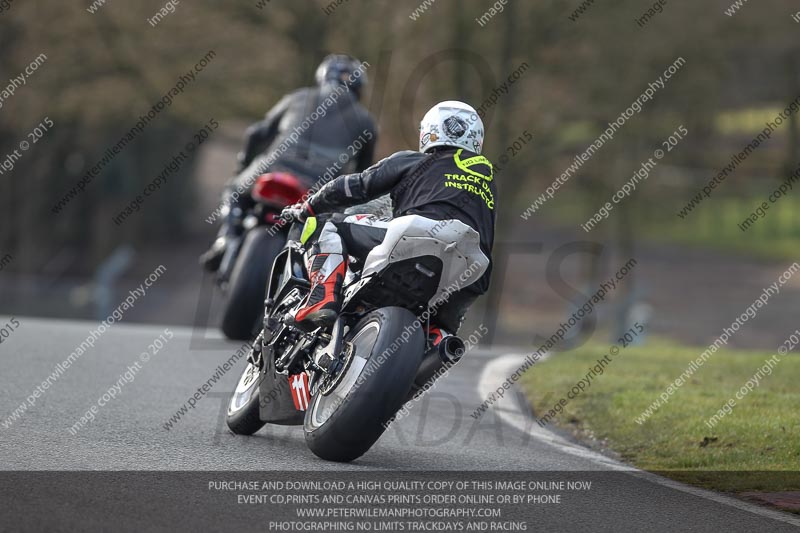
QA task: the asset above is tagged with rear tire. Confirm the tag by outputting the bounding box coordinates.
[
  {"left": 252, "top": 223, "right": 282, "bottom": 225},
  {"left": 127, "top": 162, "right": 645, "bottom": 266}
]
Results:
[
  {"left": 221, "top": 229, "right": 284, "bottom": 340},
  {"left": 304, "top": 307, "right": 424, "bottom": 462}
]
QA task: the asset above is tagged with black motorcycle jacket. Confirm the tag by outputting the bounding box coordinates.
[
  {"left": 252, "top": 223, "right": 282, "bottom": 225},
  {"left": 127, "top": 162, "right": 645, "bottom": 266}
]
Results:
[
  {"left": 241, "top": 84, "right": 377, "bottom": 181},
  {"left": 307, "top": 148, "right": 496, "bottom": 294}
]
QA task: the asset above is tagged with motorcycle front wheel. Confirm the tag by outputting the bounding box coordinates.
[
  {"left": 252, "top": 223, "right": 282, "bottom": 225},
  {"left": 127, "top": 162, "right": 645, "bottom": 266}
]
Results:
[
  {"left": 226, "top": 360, "right": 267, "bottom": 435},
  {"left": 303, "top": 307, "right": 424, "bottom": 462}
]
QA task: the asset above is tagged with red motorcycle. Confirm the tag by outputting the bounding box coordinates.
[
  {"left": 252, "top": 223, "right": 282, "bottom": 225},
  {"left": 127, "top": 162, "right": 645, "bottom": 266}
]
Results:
[{"left": 218, "top": 172, "right": 308, "bottom": 340}]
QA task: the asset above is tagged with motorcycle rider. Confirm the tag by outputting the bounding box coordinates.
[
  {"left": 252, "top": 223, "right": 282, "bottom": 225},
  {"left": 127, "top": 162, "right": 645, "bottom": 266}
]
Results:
[
  {"left": 282, "top": 101, "right": 495, "bottom": 335},
  {"left": 200, "top": 54, "right": 378, "bottom": 271}
]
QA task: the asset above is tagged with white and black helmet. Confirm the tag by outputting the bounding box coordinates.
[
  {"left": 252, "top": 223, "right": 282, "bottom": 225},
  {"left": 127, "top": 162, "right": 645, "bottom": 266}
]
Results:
[{"left": 419, "top": 100, "right": 484, "bottom": 154}]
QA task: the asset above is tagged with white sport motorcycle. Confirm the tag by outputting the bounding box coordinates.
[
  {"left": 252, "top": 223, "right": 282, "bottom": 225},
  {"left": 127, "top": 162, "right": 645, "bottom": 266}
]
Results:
[{"left": 225, "top": 214, "right": 488, "bottom": 462}]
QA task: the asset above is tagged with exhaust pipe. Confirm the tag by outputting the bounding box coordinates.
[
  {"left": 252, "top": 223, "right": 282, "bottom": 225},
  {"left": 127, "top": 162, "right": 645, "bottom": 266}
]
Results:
[
  {"left": 439, "top": 335, "right": 466, "bottom": 363},
  {"left": 407, "top": 335, "right": 465, "bottom": 400}
]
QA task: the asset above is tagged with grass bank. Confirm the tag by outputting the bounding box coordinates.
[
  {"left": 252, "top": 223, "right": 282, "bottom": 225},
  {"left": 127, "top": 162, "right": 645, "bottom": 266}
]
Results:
[{"left": 521, "top": 338, "right": 800, "bottom": 494}]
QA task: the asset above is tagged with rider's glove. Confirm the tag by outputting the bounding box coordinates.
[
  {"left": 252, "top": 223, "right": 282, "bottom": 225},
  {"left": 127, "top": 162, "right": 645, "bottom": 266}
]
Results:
[{"left": 281, "top": 202, "right": 312, "bottom": 223}]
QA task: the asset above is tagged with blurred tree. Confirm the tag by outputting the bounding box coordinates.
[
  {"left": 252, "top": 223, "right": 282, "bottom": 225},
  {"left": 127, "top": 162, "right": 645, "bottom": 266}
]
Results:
[{"left": 0, "top": 0, "right": 797, "bottom": 336}]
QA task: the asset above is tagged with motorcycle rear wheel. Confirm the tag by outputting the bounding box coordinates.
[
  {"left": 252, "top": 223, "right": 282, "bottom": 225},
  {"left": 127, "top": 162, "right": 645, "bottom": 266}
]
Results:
[
  {"left": 220, "top": 229, "right": 284, "bottom": 340},
  {"left": 303, "top": 307, "right": 424, "bottom": 462}
]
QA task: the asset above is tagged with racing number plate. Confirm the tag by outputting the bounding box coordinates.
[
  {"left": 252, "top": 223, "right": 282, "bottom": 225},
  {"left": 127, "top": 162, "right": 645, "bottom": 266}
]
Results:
[{"left": 289, "top": 372, "right": 311, "bottom": 411}]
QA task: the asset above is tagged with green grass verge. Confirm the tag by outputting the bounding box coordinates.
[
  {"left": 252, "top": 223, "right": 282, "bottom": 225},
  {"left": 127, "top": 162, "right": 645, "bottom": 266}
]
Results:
[{"left": 520, "top": 338, "right": 800, "bottom": 493}]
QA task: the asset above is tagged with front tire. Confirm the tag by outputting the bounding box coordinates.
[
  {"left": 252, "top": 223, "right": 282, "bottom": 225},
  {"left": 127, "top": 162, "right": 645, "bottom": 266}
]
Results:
[
  {"left": 304, "top": 307, "right": 424, "bottom": 462},
  {"left": 226, "top": 361, "right": 267, "bottom": 435},
  {"left": 221, "top": 229, "right": 284, "bottom": 340}
]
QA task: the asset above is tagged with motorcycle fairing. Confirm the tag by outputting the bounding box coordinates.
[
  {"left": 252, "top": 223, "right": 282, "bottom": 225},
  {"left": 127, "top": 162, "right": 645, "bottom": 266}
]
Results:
[{"left": 345, "top": 215, "right": 489, "bottom": 309}]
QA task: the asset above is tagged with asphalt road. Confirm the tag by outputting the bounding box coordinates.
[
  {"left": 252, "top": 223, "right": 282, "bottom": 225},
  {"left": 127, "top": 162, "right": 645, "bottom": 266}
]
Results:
[{"left": 1, "top": 318, "right": 798, "bottom": 532}]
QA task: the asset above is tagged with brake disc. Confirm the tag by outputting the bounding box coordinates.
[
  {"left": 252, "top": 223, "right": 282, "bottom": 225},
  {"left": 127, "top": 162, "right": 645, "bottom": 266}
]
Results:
[{"left": 319, "top": 341, "right": 354, "bottom": 396}]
